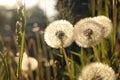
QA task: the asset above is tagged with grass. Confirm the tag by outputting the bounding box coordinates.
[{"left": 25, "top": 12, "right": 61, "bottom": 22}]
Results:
[{"left": 0, "top": 0, "right": 120, "bottom": 80}]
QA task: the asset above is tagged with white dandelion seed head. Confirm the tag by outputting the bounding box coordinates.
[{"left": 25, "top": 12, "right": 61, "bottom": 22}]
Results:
[
  {"left": 44, "top": 59, "right": 54, "bottom": 67},
  {"left": 44, "top": 20, "right": 74, "bottom": 48},
  {"left": 74, "top": 18, "right": 104, "bottom": 48},
  {"left": 32, "top": 23, "right": 40, "bottom": 32},
  {"left": 79, "top": 62, "right": 116, "bottom": 80},
  {"left": 21, "top": 52, "right": 29, "bottom": 71},
  {"left": 92, "top": 16, "right": 113, "bottom": 38},
  {"left": 21, "top": 52, "right": 38, "bottom": 71},
  {"left": 27, "top": 57, "right": 38, "bottom": 71}
]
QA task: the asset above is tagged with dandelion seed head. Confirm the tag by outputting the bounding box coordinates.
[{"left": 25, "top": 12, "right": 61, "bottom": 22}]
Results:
[
  {"left": 27, "top": 57, "right": 38, "bottom": 71},
  {"left": 44, "top": 59, "right": 54, "bottom": 67},
  {"left": 78, "top": 62, "right": 116, "bottom": 80},
  {"left": 21, "top": 52, "right": 29, "bottom": 71},
  {"left": 44, "top": 20, "right": 74, "bottom": 48},
  {"left": 32, "top": 23, "right": 40, "bottom": 32},
  {"left": 74, "top": 18, "right": 103, "bottom": 48},
  {"left": 92, "top": 16, "right": 113, "bottom": 38},
  {"left": 21, "top": 52, "right": 38, "bottom": 71}
]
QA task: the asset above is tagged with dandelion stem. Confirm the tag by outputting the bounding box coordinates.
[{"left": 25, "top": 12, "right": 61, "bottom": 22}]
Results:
[
  {"left": 101, "top": 40, "right": 108, "bottom": 62},
  {"left": 112, "top": 0, "right": 117, "bottom": 51},
  {"left": 92, "top": 46, "right": 100, "bottom": 62},
  {"left": 105, "top": 0, "right": 109, "bottom": 17},
  {"left": 97, "top": 0, "right": 103, "bottom": 15},
  {"left": 60, "top": 40, "right": 72, "bottom": 80},
  {"left": 90, "top": 0, "right": 95, "bottom": 16},
  {"left": 80, "top": 48, "right": 85, "bottom": 67}
]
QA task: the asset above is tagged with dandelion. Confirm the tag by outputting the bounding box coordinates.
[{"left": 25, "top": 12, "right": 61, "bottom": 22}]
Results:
[
  {"left": 78, "top": 62, "right": 116, "bottom": 80},
  {"left": 32, "top": 23, "right": 40, "bottom": 32},
  {"left": 15, "top": 52, "right": 38, "bottom": 71},
  {"left": 44, "top": 20, "right": 74, "bottom": 48},
  {"left": 92, "top": 16, "right": 113, "bottom": 38},
  {"left": 74, "top": 18, "right": 103, "bottom": 48},
  {"left": 44, "top": 59, "right": 54, "bottom": 67}
]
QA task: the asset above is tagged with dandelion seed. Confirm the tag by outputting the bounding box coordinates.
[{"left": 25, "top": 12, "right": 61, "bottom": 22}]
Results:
[
  {"left": 92, "top": 16, "right": 113, "bottom": 38},
  {"left": 74, "top": 18, "right": 103, "bottom": 48},
  {"left": 78, "top": 62, "right": 116, "bottom": 80},
  {"left": 44, "top": 20, "right": 74, "bottom": 48}
]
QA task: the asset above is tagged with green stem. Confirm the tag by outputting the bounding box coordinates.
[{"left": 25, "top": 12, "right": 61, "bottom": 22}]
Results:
[
  {"left": 61, "top": 47, "right": 72, "bottom": 80},
  {"left": 101, "top": 41, "right": 107, "bottom": 59},
  {"left": 16, "top": 1, "right": 26, "bottom": 79},
  {"left": 0, "top": 53, "right": 9, "bottom": 80},
  {"left": 17, "top": 32, "right": 25, "bottom": 80},
  {"left": 80, "top": 48, "right": 85, "bottom": 67},
  {"left": 35, "top": 32, "right": 42, "bottom": 56},
  {"left": 105, "top": 0, "right": 109, "bottom": 17},
  {"left": 97, "top": 0, "right": 103, "bottom": 15},
  {"left": 112, "top": 0, "right": 117, "bottom": 51},
  {"left": 60, "top": 39, "right": 72, "bottom": 80},
  {"left": 90, "top": 0, "right": 95, "bottom": 16},
  {"left": 92, "top": 46, "right": 100, "bottom": 62}
]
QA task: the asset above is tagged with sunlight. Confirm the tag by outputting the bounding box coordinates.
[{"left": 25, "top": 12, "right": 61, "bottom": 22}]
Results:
[
  {"left": 0, "top": 0, "right": 16, "bottom": 8},
  {"left": 24, "top": 0, "right": 38, "bottom": 8},
  {"left": 38, "top": 0, "right": 58, "bottom": 21},
  {"left": 0, "top": 0, "right": 39, "bottom": 9},
  {"left": 0, "top": 0, "right": 58, "bottom": 21}
]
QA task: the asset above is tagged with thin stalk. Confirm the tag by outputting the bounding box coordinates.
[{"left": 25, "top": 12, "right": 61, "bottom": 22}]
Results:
[
  {"left": 105, "top": 0, "right": 109, "bottom": 17},
  {"left": 28, "top": 69, "right": 34, "bottom": 80},
  {"left": 97, "top": 0, "right": 103, "bottom": 15},
  {"left": 16, "top": 0, "right": 26, "bottom": 79},
  {"left": 61, "top": 47, "right": 72, "bottom": 80},
  {"left": 80, "top": 48, "right": 85, "bottom": 67},
  {"left": 45, "top": 67, "right": 51, "bottom": 80},
  {"left": 35, "top": 32, "right": 42, "bottom": 56},
  {"left": 60, "top": 40, "right": 72, "bottom": 80},
  {"left": 70, "top": 55, "right": 75, "bottom": 79},
  {"left": 90, "top": 0, "right": 95, "bottom": 16},
  {"left": 27, "top": 39, "right": 37, "bottom": 58},
  {"left": 101, "top": 40, "right": 109, "bottom": 63},
  {"left": 112, "top": 0, "right": 117, "bottom": 51},
  {"left": 0, "top": 35, "right": 5, "bottom": 49},
  {"left": 92, "top": 46, "right": 100, "bottom": 62},
  {"left": 40, "top": 32, "right": 51, "bottom": 80},
  {"left": 17, "top": 32, "right": 25, "bottom": 79},
  {"left": 0, "top": 53, "right": 9, "bottom": 80},
  {"left": 36, "top": 30, "right": 52, "bottom": 80}
]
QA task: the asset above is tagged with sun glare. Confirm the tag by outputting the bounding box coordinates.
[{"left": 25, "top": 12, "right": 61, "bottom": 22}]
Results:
[
  {"left": 0, "top": 0, "right": 39, "bottom": 9},
  {"left": 23, "top": 0, "right": 38, "bottom": 8},
  {"left": 0, "top": 0, "right": 16, "bottom": 7}
]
